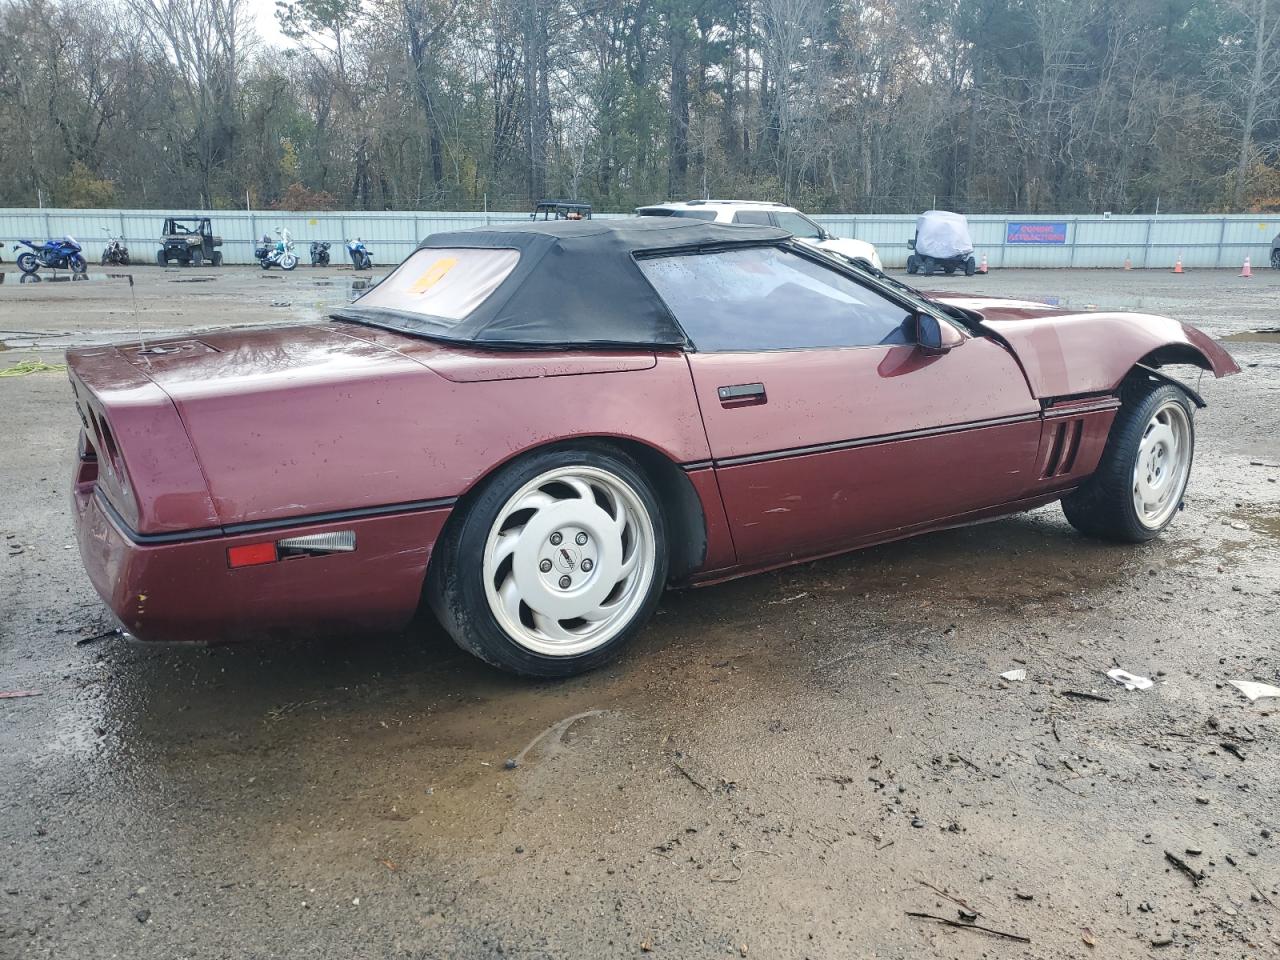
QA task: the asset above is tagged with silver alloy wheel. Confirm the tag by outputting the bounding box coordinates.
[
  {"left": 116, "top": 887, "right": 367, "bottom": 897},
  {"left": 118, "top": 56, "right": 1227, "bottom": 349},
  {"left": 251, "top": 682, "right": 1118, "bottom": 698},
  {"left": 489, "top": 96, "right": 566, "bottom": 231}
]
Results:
[
  {"left": 1132, "top": 400, "right": 1192, "bottom": 529},
  {"left": 482, "top": 465, "right": 657, "bottom": 657}
]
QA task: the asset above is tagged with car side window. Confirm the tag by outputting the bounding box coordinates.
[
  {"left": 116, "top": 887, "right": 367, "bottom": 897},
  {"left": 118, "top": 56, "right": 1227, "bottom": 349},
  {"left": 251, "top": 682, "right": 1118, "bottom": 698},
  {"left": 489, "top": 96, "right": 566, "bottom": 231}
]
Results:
[
  {"left": 638, "top": 246, "right": 914, "bottom": 352},
  {"left": 773, "top": 211, "right": 823, "bottom": 239},
  {"left": 732, "top": 210, "right": 773, "bottom": 225}
]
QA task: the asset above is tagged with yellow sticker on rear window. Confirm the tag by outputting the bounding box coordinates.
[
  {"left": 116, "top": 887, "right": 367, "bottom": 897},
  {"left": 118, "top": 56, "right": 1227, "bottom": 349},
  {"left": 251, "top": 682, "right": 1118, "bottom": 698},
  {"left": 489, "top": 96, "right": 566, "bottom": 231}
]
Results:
[{"left": 411, "top": 257, "right": 459, "bottom": 294}]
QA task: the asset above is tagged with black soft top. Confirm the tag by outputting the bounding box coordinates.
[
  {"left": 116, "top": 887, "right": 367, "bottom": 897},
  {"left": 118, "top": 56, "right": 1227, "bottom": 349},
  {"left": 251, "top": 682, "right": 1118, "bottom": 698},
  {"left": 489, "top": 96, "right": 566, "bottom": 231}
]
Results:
[{"left": 336, "top": 217, "right": 790, "bottom": 349}]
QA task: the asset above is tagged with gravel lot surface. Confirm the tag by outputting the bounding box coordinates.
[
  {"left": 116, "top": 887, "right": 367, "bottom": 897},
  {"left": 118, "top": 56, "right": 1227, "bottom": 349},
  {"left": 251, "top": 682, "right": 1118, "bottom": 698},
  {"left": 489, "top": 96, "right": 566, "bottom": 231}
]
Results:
[{"left": 1, "top": 265, "right": 1277, "bottom": 958}]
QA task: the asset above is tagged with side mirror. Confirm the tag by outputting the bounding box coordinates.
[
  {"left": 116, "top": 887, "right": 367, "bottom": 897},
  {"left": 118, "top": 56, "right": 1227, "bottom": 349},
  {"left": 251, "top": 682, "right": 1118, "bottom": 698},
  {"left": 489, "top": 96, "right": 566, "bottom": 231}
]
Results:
[
  {"left": 907, "top": 238, "right": 916, "bottom": 249},
  {"left": 916, "top": 313, "right": 964, "bottom": 353}
]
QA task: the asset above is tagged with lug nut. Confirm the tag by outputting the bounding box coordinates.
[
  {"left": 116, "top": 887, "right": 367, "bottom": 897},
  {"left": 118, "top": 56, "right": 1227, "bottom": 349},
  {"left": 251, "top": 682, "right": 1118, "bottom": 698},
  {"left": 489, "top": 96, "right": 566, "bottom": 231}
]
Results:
[
  {"left": 550, "top": 532, "right": 563, "bottom": 546},
  {"left": 575, "top": 532, "right": 588, "bottom": 545},
  {"left": 539, "top": 559, "right": 553, "bottom": 573},
  {"left": 580, "top": 559, "right": 594, "bottom": 573},
  {"left": 558, "top": 575, "right": 572, "bottom": 589}
]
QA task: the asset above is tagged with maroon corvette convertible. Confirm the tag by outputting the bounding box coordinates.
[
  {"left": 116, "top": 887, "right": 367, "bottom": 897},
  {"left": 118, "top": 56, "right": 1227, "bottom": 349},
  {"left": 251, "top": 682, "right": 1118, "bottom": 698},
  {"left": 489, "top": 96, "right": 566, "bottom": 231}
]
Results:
[{"left": 68, "top": 219, "right": 1238, "bottom": 676}]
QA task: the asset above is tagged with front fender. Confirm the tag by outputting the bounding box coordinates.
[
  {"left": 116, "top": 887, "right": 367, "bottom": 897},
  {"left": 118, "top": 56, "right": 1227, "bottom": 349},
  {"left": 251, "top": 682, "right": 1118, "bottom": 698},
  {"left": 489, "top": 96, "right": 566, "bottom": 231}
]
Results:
[{"left": 979, "top": 311, "right": 1240, "bottom": 399}]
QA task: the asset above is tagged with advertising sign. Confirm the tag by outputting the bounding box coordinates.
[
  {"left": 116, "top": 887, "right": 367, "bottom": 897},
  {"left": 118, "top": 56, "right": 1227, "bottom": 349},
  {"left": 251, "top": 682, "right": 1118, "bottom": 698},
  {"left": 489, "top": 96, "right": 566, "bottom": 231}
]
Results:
[{"left": 1006, "top": 221, "right": 1068, "bottom": 244}]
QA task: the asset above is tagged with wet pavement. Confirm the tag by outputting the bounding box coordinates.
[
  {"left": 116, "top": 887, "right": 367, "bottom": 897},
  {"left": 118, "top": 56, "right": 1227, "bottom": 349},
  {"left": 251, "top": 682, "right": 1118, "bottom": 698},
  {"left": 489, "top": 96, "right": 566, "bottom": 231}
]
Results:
[{"left": 1, "top": 268, "right": 1278, "bottom": 958}]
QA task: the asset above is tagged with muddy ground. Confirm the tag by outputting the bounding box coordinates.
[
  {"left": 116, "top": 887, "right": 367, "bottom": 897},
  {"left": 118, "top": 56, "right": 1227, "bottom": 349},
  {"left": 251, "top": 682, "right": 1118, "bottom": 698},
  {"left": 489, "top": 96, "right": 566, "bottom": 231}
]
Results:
[{"left": 1, "top": 266, "right": 1278, "bottom": 959}]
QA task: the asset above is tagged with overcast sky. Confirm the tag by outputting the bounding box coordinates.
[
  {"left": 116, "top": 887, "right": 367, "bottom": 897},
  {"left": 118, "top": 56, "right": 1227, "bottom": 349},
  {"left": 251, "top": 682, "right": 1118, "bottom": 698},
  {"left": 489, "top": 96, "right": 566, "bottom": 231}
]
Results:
[{"left": 252, "top": 4, "right": 289, "bottom": 48}]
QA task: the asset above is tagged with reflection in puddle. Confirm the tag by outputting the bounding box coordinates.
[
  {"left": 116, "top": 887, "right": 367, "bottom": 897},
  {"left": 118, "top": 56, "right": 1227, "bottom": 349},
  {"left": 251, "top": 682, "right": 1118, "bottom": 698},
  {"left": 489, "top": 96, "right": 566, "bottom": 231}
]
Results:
[
  {"left": 1221, "top": 328, "right": 1280, "bottom": 344},
  {"left": 0, "top": 271, "right": 135, "bottom": 286}
]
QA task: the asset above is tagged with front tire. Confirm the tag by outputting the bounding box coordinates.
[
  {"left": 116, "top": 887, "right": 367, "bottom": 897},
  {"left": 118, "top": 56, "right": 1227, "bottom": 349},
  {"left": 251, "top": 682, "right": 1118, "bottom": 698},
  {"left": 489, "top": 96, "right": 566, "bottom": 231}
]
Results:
[
  {"left": 906, "top": 254, "right": 919, "bottom": 275},
  {"left": 69, "top": 254, "right": 87, "bottom": 274},
  {"left": 1062, "top": 381, "right": 1195, "bottom": 542},
  {"left": 281, "top": 254, "right": 298, "bottom": 270},
  {"left": 964, "top": 256, "right": 976, "bottom": 276},
  {"left": 428, "top": 445, "right": 668, "bottom": 677}
]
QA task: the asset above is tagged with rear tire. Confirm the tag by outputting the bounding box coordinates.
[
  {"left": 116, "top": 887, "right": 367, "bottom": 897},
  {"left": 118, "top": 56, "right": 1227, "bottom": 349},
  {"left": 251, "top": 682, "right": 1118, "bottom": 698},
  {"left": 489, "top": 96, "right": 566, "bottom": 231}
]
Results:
[
  {"left": 1271, "top": 249, "right": 1280, "bottom": 269},
  {"left": 944, "top": 264, "right": 957, "bottom": 275},
  {"left": 428, "top": 445, "right": 668, "bottom": 678},
  {"left": 17, "top": 252, "right": 38, "bottom": 274},
  {"left": 211, "top": 252, "right": 222, "bottom": 267},
  {"left": 1062, "top": 380, "right": 1195, "bottom": 543}
]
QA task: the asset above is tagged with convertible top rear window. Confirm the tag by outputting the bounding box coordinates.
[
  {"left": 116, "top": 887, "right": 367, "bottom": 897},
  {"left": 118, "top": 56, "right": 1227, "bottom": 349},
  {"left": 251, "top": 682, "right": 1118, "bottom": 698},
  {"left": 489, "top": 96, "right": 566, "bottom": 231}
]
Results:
[{"left": 353, "top": 247, "right": 519, "bottom": 322}]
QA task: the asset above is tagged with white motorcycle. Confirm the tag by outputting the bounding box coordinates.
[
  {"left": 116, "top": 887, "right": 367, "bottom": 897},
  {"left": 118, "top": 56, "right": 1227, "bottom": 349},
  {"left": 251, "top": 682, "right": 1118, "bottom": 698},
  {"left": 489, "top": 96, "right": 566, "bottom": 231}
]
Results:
[{"left": 258, "top": 228, "right": 298, "bottom": 271}]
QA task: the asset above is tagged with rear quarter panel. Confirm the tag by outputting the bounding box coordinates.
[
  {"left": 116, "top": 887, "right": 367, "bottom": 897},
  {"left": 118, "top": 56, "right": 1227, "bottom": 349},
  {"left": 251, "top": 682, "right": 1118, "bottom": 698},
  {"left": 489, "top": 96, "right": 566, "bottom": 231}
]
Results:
[{"left": 164, "top": 343, "right": 710, "bottom": 526}]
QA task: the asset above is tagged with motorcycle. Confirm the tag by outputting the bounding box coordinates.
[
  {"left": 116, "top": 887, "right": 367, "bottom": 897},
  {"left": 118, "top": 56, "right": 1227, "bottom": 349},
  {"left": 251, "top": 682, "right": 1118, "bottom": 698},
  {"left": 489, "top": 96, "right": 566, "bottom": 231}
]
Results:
[
  {"left": 257, "top": 228, "right": 298, "bottom": 271},
  {"left": 14, "top": 236, "right": 87, "bottom": 275},
  {"left": 101, "top": 231, "right": 130, "bottom": 266},
  {"left": 310, "top": 240, "right": 331, "bottom": 267},
  {"left": 346, "top": 238, "right": 373, "bottom": 270}
]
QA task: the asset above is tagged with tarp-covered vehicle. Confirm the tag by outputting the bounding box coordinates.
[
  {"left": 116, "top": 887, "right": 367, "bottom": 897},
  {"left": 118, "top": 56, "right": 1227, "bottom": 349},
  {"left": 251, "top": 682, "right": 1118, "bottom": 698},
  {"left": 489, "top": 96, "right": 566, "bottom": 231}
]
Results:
[{"left": 907, "top": 210, "right": 976, "bottom": 277}]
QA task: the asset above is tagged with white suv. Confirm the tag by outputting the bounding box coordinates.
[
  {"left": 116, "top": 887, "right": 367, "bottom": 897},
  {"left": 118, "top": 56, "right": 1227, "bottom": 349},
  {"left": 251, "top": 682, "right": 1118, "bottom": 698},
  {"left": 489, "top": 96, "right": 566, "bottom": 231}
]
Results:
[{"left": 635, "top": 200, "right": 882, "bottom": 270}]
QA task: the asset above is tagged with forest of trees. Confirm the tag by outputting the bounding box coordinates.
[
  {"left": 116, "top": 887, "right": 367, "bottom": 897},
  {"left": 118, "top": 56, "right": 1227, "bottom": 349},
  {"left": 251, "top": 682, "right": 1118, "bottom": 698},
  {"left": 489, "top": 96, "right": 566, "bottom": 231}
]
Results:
[{"left": 0, "top": 0, "right": 1277, "bottom": 214}]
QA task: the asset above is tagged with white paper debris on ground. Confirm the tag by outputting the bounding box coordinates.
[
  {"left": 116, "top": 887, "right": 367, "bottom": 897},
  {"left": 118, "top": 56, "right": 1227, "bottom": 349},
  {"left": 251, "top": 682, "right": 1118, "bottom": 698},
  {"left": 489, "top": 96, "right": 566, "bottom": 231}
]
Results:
[
  {"left": 1106, "top": 669, "right": 1153, "bottom": 691},
  {"left": 1228, "top": 680, "right": 1280, "bottom": 702},
  {"left": 1000, "top": 669, "right": 1027, "bottom": 682}
]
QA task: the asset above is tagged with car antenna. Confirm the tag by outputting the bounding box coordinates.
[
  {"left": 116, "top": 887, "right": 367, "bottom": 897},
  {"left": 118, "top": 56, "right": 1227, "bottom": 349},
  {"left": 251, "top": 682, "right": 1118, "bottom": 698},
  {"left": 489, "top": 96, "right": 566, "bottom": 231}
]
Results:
[{"left": 127, "top": 271, "right": 144, "bottom": 354}]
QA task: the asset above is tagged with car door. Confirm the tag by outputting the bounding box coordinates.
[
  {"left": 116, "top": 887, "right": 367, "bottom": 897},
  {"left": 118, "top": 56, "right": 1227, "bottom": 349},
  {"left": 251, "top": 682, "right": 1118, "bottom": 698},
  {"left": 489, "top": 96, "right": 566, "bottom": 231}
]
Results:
[{"left": 636, "top": 244, "right": 1042, "bottom": 566}]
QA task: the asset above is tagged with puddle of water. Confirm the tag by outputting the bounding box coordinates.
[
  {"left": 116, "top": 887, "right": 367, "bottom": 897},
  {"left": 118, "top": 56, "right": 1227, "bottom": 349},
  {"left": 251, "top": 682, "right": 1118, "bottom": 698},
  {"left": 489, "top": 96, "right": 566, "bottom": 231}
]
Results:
[
  {"left": 1221, "top": 329, "right": 1280, "bottom": 344},
  {"left": 0, "top": 271, "right": 135, "bottom": 287}
]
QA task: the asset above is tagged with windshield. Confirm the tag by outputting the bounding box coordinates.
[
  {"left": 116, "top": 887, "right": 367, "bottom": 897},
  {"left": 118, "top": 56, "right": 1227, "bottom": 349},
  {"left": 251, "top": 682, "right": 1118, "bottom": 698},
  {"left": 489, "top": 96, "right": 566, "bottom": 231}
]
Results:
[
  {"left": 636, "top": 207, "right": 717, "bottom": 222},
  {"left": 819, "top": 249, "right": 981, "bottom": 331},
  {"left": 773, "top": 211, "right": 824, "bottom": 239},
  {"left": 350, "top": 247, "right": 520, "bottom": 323}
]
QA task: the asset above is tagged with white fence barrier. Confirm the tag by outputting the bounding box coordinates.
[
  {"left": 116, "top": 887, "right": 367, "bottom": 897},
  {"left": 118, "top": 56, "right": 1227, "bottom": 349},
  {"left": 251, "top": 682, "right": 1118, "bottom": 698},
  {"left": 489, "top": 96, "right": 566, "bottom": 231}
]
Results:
[{"left": 1, "top": 208, "right": 1277, "bottom": 269}]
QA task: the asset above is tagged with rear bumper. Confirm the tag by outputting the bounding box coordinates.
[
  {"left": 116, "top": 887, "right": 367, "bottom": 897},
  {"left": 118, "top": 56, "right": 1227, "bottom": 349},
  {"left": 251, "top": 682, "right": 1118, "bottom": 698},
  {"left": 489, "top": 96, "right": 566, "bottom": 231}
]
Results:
[{"left": 74, "top": 476, "right": 450, "bottom": 643}]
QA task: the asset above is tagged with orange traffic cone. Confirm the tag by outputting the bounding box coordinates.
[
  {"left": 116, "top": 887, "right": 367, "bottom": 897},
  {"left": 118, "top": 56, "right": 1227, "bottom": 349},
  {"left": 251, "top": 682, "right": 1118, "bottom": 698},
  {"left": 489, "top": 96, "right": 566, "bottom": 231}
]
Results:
[
  {"left": 977, "top": 254, "right": 988, "bottom": 275},
  {"left": 1123, "top": 257, "right": 1132, "bottom": 271},
  {"left": 1240, "top": 256, "right": 1252, "bottom": 278},
  {"left": 1172, "top": 257, "right": 1183, "bottom": 274}
]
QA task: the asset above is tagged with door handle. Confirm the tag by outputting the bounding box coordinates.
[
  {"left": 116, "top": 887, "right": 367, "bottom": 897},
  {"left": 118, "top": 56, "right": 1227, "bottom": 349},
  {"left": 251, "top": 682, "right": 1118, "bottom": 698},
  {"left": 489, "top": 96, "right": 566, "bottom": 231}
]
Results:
[{"left": 717, "top": 382, "right": 766, "bottom": 407}]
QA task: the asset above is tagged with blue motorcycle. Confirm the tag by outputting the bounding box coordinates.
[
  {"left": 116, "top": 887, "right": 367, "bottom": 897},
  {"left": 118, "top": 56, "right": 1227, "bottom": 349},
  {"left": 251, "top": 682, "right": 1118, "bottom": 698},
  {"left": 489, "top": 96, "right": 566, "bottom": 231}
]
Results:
[
  {"left": 14, "top": 236, "right": 88, "bottom": 275},
  {"left": 346, "top": 238, "right": 373, "bottom": 270}
]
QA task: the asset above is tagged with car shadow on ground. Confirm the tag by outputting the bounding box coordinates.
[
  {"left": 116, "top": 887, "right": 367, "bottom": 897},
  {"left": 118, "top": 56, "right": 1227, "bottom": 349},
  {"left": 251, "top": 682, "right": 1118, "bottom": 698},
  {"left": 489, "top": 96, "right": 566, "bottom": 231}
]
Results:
[{"left": 81, "top": 507, "right": 1142, "bottom": 753}]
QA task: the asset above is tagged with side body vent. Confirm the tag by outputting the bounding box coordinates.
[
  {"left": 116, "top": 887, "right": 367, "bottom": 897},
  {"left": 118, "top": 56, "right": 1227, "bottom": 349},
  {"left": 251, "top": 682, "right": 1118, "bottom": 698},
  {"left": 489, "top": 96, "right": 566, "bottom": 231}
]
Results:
[{"left": 1038, "top": 396, "right": 1122, "bottom": 485}]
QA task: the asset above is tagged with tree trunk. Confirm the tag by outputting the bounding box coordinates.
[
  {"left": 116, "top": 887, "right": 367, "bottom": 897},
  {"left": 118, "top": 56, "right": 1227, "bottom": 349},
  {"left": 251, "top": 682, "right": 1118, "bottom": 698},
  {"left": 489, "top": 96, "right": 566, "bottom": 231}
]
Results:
[
  {"left": 1233, "top": 0, "right": 1268, "bottom": 208},
  {"left": 668, "top": 16, "right": 689, "bottom": 199}
]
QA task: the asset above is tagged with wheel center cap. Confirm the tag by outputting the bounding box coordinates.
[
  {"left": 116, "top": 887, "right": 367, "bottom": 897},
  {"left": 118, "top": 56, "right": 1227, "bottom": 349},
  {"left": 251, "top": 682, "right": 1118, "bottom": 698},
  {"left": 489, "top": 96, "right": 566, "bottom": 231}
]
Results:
[{"left": 554, "top": 545, "right": 581, "bottom": 572}]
